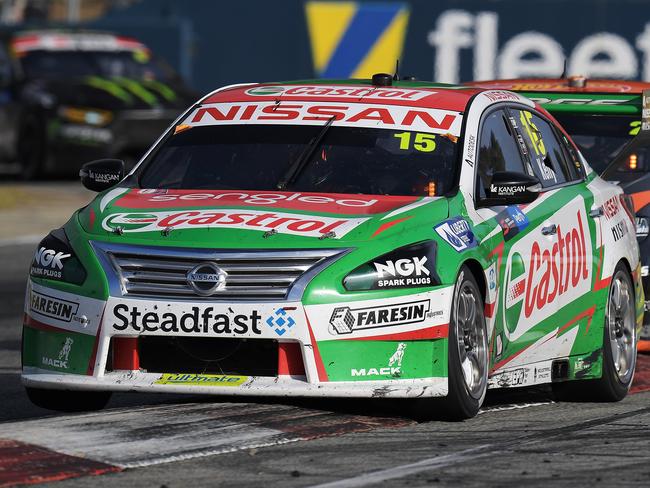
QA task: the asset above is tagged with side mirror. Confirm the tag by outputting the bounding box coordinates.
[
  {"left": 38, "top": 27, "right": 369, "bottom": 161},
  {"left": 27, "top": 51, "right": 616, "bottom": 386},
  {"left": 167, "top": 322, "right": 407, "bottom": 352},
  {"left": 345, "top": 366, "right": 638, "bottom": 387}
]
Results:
[
  {"left": 480, "top": 171, "right": 541, "bottom": 207},
  {"left": 80, "top": 159, "right": 124, "bottom": 192}
]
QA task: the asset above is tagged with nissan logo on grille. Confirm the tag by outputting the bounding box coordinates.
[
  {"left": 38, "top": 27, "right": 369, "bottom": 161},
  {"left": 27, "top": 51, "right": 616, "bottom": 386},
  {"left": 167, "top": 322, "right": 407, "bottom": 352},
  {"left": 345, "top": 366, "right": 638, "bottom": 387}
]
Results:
[{"left": 187, "top": 262, "right": 227, "bottom": 296}]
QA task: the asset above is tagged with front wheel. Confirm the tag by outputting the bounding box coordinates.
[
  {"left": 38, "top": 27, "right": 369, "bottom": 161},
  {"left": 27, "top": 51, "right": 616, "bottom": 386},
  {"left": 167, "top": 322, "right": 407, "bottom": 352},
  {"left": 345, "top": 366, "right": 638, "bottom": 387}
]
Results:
[
  {"left": 25, "top": 387, "right": 112, "bottom": 412},
  {"left": 413, "top": 266, "right": 488, "bottom": 420}
]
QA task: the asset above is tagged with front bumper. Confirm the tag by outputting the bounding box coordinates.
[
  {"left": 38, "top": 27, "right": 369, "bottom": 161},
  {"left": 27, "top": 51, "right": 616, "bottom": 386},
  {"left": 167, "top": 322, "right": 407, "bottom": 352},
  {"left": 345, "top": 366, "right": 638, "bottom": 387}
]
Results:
[
  {"left": 22, "top": 281, "right": 453, "bottom": 398},
  {"left": 22, "top": 369, "right": 447, "bottom": 398}
]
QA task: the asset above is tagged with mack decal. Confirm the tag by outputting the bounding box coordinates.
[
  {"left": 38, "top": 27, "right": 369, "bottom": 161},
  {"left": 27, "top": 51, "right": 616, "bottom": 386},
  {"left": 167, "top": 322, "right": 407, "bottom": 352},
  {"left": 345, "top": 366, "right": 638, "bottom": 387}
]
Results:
[
  {"left": 351, "top": 342, "right": 407, "bottom": 378},
  {"left": 330, "top": 300, "right": 431, "bottom": 334}
]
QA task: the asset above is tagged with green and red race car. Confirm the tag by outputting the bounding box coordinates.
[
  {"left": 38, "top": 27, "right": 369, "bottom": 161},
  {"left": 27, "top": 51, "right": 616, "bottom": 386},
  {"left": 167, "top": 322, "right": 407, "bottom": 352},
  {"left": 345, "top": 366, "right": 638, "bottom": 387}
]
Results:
[
  {"left": 468, "top": 78, "right": 650, "bottom": 352},
  {"left": 22, "top": 77, "right": 644, "bottom": 419}
]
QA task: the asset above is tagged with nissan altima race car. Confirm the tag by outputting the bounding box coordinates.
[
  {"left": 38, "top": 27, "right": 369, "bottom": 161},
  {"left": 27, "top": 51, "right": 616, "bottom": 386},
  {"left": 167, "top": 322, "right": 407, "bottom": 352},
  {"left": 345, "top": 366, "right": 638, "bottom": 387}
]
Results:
[
  {"left": 0, "top": 29, "right": 195, "bottom": 178},
  {"left": 22, "top": 77, "right": 644, "bottom": 419},
  {"left": 467, "top": 78, "right": 650, "bottom": 351}
]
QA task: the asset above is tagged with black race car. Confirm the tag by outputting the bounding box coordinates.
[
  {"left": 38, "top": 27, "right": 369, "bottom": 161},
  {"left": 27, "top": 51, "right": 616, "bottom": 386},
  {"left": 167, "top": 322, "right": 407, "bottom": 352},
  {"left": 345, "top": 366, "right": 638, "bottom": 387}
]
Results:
[{"left": 0, "top": 30, "right": 196, "bottom": 178}]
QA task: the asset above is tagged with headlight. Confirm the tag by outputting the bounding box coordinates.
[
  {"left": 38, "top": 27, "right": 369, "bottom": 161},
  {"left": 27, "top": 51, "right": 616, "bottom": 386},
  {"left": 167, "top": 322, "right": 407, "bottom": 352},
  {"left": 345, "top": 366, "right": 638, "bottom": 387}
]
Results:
[
  {"left": 636, "top": 216, "right": 649, "bottom": 240},
  {"left": 58, "top": 106, "right": 113, "bottom": 126},
  {"left": 30, "top": 228, "right": 86, "bottom": 285},
  {"left": 343, "top": 241, "right": 439, "bottom": 291}
]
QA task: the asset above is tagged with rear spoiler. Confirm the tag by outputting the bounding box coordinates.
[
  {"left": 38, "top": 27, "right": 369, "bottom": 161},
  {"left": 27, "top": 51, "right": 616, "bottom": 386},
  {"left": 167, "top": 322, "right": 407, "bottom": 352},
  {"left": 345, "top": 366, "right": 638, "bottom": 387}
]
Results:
[{"left": 601, "top": 89, "right": 650, "bottom": 180}]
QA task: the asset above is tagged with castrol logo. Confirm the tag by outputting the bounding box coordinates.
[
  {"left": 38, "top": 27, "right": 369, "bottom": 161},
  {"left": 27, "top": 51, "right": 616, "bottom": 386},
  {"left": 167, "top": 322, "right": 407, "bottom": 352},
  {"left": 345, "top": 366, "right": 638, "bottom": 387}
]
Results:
[{"left": 503, "top": 197, "right": 592, "bottom": 342}]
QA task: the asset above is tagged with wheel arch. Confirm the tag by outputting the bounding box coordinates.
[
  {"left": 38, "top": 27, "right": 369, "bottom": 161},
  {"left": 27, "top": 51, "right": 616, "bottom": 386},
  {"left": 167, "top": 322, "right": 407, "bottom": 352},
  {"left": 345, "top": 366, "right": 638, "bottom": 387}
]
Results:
[{"left": 462, "top": 258, "right": 487, "bottom": 304}]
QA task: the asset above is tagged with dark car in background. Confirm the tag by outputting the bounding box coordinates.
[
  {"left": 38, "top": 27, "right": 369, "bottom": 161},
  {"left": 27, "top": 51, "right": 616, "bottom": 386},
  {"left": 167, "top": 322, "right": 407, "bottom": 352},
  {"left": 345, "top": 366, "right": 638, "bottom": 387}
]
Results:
[
  {"left": 0, "top": 29, "right": 196, "bottom": 178},
  {"left": 468, "top": 77, "right": 650, "bottom": 351}
]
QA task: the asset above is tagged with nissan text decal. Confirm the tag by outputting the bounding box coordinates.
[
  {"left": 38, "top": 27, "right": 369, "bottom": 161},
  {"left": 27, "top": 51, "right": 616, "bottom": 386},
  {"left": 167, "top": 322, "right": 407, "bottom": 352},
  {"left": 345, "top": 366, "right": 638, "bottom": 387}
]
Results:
[
  {"left": 102, "top": 209, "right": 368, "bottom": 238},
  {"left": 184, "top": 101, "right": 461, "bottom": 136}
]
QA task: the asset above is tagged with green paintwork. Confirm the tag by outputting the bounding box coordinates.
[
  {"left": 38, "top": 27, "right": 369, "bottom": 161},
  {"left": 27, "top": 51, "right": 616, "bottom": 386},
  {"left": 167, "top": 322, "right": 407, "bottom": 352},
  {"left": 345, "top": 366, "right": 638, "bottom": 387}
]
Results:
[
  {"left": 520, "top": 91, "right": 642, "bottom": 115},
  {"left": 22, "top": 327, "right": 95, "bottom": 375},
  {"left": 318, "top": 339, "right": 447, "bottom": 381}
]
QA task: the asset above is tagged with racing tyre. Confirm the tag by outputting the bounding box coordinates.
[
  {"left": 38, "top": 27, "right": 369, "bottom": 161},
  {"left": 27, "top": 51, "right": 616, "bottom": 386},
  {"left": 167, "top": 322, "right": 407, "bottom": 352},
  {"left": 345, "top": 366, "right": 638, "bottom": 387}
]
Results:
[
  {"left": 413, "top": 266, "right": 488, "bottom": 420},
  {"left": 18, "top": 116, "right": 46, "bottom": 180},
  {"left": 554, "top": 263, "right": 636, "bottom": 402},
  {"left": 25, "top": 387, "right": 112, "bottom": 412}
]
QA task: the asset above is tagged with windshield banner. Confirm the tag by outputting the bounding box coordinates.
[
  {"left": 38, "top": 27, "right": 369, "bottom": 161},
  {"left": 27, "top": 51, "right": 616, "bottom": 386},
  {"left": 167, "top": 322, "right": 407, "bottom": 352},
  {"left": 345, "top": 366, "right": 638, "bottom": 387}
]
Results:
[{"left": 182, "top": 101, "right": 462, "bottom": 136}]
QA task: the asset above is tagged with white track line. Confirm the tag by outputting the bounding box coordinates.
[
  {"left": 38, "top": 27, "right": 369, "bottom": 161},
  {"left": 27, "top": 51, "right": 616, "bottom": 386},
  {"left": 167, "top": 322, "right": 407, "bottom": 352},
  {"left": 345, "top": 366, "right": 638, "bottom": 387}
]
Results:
[
  {"left": 310, "top": 445, "right": 495, "bottom": 488},
  {"left": 479, "top": 401, "right": 555, "bottom": 414},
  {"left": 0, "top": 403, "right": 296, "bottom": 468}
]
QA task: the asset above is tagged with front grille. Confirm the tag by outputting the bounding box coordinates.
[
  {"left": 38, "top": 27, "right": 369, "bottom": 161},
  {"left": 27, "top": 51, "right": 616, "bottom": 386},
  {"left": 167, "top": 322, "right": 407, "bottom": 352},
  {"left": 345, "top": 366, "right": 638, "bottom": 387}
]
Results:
[
  {"left": 136, "top": 337, "right": 278, "bottom": 376},
  {"left": 93, "top": 242, "right": 343, "bottom": 301}
]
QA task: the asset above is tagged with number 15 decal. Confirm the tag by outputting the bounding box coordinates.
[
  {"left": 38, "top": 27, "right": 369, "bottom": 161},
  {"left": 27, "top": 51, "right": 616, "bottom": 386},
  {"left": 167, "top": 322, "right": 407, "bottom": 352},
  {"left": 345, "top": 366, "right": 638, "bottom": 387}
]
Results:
[{"left": 393, "top": 132, "right": 436, "bottom": 152}]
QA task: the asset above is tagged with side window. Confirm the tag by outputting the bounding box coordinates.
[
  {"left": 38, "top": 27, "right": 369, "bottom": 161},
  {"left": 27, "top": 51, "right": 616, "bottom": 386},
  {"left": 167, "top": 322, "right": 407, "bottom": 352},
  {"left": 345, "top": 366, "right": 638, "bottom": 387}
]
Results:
[
  {"left": 555, "top": 129, "right": 584, "bottom": 181},
  {"left": 476, "top": 109, "right": 527, "bottom": 199},
  {"left": 511, "top": 109, "right": 572, "bottom": 187}
]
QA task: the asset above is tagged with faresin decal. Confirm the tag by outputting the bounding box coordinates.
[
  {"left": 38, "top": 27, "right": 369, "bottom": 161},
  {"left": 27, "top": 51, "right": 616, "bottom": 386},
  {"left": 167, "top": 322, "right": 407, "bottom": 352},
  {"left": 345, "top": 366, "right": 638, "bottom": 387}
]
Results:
[{"left": 183, "top": 101, "right": 462, "bottom": 136}]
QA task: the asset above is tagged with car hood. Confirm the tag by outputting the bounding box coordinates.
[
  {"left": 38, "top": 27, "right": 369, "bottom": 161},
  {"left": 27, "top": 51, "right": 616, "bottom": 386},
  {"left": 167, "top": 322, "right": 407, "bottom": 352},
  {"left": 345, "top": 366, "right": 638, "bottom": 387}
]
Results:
[
  {"left": 77, "top": 188, "right": 450, "bottom": 248},
  {"left": 22, "top": 76, "right": 195, "bottom": 111}
]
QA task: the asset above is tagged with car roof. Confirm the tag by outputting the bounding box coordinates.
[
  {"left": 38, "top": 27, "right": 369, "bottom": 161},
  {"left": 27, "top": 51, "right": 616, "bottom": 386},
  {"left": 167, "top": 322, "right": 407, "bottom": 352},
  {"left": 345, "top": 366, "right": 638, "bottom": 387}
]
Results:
[
  {"left": 467, "top": 78, "right": 649, "bottom": 116},
  {"left": 467, "top": 78, "right": 650, "bottom": 93},
  {"left": 202, "top": 79, "right": 487, "bottom": 112}
]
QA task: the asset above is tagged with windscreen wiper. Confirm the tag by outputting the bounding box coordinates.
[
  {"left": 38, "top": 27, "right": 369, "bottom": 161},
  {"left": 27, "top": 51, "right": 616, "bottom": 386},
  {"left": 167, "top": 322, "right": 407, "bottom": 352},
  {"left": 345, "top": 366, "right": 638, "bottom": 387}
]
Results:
[{"left": 277, "top": 116, "right": 336, "bottom": 190}]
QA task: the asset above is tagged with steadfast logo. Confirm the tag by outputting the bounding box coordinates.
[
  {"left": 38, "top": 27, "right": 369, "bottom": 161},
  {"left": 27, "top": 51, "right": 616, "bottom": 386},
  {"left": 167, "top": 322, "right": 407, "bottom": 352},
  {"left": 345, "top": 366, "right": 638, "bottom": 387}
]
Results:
[
  {"left": 111, "top": 304, "right": 262, "bottom": 336},
  {"left": 329, "top": 299, "right": 430, "bottom": 334},
  {"left": 29, "top": 290, "right": 79, "bottom": 323},
  {"left": 103, "top": 209, "right": 368, "bottom": 238},
  {"left": 185, "top": 101, "right": 461, "bottom": 136}
]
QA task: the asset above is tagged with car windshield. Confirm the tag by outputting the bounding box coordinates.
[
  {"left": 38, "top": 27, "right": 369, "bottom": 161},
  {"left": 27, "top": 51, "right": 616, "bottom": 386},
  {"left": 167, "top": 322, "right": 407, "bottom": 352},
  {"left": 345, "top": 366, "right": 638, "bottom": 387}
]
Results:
[
  {"left": 552, "top": 113, "right": 640, "bottom": 174},
  {"left": 138, "top": 124, "right": 460, "bottom": 196},
  {"left": 19, "top": 50, "right": 178, "bottom": 82}
]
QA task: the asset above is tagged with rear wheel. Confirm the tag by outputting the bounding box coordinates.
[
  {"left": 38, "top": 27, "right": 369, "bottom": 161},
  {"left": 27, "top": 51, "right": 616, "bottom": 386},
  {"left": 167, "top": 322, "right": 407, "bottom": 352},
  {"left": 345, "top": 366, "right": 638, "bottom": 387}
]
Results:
[
  {"left": 554, "top": 262, "right": 636, "bottom": 401},
  {"left": 25, "top": 387, "right": 112, "bottom": 412}
]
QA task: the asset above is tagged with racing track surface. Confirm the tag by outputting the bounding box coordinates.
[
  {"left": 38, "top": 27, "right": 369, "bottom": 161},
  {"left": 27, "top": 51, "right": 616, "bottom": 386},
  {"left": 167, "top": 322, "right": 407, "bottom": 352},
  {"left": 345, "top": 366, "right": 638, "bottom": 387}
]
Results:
[{"left": 1, "top": 241, "right": 650, "bottom": 487}]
